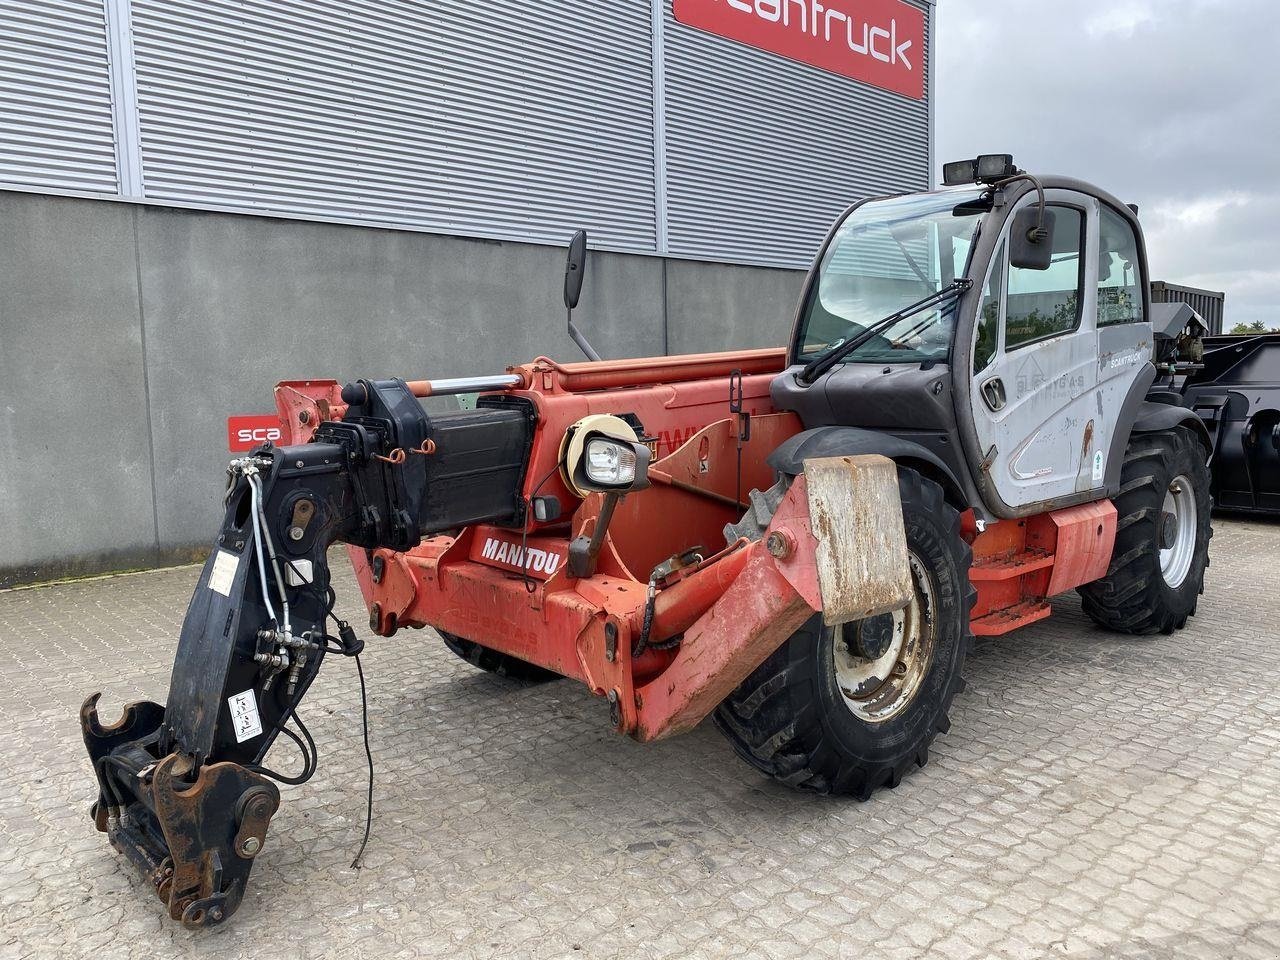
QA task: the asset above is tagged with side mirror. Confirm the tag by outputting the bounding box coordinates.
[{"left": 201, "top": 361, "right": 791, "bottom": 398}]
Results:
[
  {"left": 1009, "top": 207, "right": 1057, "bottom": 271},
  {"left": 564, "top": 229, "right": 587, "bottom": 310},
  {"left": 563, "top": 229, "right": 601, "bottom": 361}
]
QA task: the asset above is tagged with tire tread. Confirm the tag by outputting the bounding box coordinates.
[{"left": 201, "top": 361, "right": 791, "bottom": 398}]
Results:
[
  {"left": 713, "top": 468, "right": 973, "bottom": 799},
  {"left": 1079, "top": 426, "right": 1212, "bottom": 635}
]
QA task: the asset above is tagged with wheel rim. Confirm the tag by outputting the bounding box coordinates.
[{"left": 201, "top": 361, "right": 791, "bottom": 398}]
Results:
[
  {"left": 1160, "top": 474, "right": 1198, "bottom": 588},
  {"left": 831, "top": 553, "right": 937, "bottom": 724}
]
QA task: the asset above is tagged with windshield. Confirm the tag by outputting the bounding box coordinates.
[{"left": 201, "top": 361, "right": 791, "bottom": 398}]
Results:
[{"left": 796, "top": 190, "right": 988, "bottom": 364}]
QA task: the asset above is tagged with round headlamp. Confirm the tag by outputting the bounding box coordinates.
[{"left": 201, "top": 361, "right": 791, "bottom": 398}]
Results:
[{"left": 560, "top": 414, "right": 652, "bottom": 497}]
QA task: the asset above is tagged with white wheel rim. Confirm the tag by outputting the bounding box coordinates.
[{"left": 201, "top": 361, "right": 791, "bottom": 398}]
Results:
[
  {"left": 832, "top": 553, "right": 937, "bottom": 724},
  {"left": 1160, "top": 474, "right": 1197, "bottom": 588}
]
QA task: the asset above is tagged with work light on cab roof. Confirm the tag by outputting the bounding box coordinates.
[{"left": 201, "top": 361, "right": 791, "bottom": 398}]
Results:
[{"left": 942, "top": 153, "right": 1020, "bottom": 186}]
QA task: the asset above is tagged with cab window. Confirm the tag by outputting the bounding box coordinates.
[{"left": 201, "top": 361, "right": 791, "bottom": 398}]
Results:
[
  {"left": 1005, "top": 205, "right": 1085, "bottom": 350},
  {"left": 1098, "top": 206, "right": 1144, "bottom": 326},
  {"left": 795, "top": 190, "right": 988, "bottom": 365},
  {"left": 973, "top": 241, "right": 1005, "bottom": 375}
]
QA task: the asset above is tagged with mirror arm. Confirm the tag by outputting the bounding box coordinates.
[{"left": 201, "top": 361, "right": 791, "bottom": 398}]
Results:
[
  {"left": 568, "top": 308, "right": 602, "bottom": 363},
  {"left": 995, "top": 172, "right": 1049, "bottom": 241},
  {"left": 563, "top": 229, "right": 602, "bottom": 362}
]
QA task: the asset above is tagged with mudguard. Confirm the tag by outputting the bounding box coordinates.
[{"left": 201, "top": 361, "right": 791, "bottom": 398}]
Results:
[
  {"left": 767, "top": 426, "right": 968, "bottom": 508},
  {"left": 1131, "top": 400, "right": 1212, "bottom": 452}
]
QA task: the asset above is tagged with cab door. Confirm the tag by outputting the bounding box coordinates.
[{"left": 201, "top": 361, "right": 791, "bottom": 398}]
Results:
[{"left": 968, "top": 192, "right": 1105, "bottom": 513}]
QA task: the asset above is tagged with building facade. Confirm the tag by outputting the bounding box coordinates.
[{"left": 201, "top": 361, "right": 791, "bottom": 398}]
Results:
[
  {"left": 4, "top": 0, "right": 933, "bottom": 265},
  {"left": 0, "top": 0, "right": 935, "bottom": 583}
]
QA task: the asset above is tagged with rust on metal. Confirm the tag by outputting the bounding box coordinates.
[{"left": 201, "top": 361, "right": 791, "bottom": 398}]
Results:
[
  {"left": 80, "top": 694, "right": 165, "bottom": 831},
  {"left": 149, "top": 754, "right": 280, "bottom": 928},
  {"left": 288, "top": 498, "right": 316, "bottom": 539},
  {"left": 272, "top": 380, "right": 346, "bottom": 444},
  {"left": 631, "top": 470, "right": 843, "bottom": 740},
  {"left": 648, "top": 467, "right": 747, "bottom": 510},
  {"left": 801, "top": 455, "right": 912, "bottom": 625},
  {"left": 1076, "top": 419, "right": 1096, "bottom": 492}
]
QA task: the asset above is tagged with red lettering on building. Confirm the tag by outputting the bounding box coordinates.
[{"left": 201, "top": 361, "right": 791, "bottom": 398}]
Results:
[{"left": 673, "top": 0, "right": 925, "bottom": 100}]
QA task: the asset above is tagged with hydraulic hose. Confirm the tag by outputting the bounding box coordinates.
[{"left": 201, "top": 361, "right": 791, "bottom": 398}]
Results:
[
  {"left": 250, "top": 471, "right": 292, "bottom": 638},
  {"left": 246, "top": 470, "right": 279, "bottom": 627}
]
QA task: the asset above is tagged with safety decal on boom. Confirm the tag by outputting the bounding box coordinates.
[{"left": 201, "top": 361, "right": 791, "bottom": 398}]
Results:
[
  {"left": 208, "top": 549, "right": 240, "bottom": 597},
  {"left": 228, "top": 689, "right": 263, "bottom": 743}
]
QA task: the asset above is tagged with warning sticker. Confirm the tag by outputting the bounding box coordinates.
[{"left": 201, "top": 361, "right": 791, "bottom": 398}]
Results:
[
  {"left": 208, "top": 549, "right": 239, "bottom": 597},
  {"left": 228, "top": 689, "right": 263, "bottom": 743},
  {"left": 1092, "top": 450, "right": 1106, "bottom": 486}
]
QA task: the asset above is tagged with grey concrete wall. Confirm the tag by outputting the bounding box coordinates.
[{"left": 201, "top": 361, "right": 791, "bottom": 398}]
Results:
[
  {"left": 0, "top": 190, "right": 806, "bottom": 586},
  {"left": 0, "top": 194, "right": 159, "bottom": 583},
  {"left": 666, "top": 259, "right": 806, "bottom": 354}
]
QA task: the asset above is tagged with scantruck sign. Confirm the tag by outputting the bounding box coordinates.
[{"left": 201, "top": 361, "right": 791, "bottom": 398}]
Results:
[
  {"left": 227, "top": 415, "right": 283, "bottom": 452},
  {"left": 673, "top": 0, "right": 925, "bottom": 100}
]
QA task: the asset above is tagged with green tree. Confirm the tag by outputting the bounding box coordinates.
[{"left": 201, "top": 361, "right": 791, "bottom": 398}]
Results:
[{"left": 1229, "top": 320, "right": 1273, "bottom": 334}]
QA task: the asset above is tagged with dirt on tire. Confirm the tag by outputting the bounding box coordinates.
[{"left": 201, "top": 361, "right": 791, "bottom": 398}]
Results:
[{"left": 714, "top": 467, "right": 974, "bottom": 799}]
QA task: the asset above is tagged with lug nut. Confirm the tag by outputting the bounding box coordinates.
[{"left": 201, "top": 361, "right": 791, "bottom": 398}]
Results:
[{"left": 766, "top": 531, "right": 793, "bottom": 559}]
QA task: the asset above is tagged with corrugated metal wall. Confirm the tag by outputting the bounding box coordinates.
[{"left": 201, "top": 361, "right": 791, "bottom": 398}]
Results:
[
  {"left": 129, "top": 0, "right": 660, "bottom": 251},
  {"left": 0, "top": 0, "right": 119, "bottom": 193},
  {"left": 1151, "top": 281, "right": 1226, "bottom": 335},
  {"left": 660, "top": 0, "right": 931, "bottom": 268},
  {"left": 0, "top": 0, "right": 933, "bottom": 268}
]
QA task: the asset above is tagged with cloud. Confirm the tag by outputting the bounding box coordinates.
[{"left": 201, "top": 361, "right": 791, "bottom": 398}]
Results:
[
  {"left": 935, "top": 0, "right": 1280, "bottom": 328},
  {"left": 1142, "top": 192, "right": 1280, "bottom": 325},
  {"left": 1085, "top": 3, "right": 1154, "bottom": 37}
]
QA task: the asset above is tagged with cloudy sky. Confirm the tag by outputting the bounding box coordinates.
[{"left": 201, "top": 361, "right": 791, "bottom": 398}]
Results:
[{"left": 935, "top": 0, "right": 1280, "bottom": 330}]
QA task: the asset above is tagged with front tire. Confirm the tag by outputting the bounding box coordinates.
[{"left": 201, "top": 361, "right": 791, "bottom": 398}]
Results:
[
  {"left": 714, "top": 467, "right": 973, "bottom": 799},
  {"left": 1078, "top": 426, "right": 1212, "bottom": 635}
]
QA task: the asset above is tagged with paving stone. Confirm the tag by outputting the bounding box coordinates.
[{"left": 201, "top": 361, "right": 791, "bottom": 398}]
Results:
[{"left": 0, "top": 518, "right": 1277, "bottom": 959}]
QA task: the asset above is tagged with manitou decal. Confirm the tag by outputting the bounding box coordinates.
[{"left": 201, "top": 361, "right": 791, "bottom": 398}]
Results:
[
  {"left": 227, "top": 415, "right": 283, "bottom": 452},
  {"left": 473, "top": 535, "right": 566, "bottom": 579},
  {"left": 673, "top": 0, "right": 925, "bottom": 100}
]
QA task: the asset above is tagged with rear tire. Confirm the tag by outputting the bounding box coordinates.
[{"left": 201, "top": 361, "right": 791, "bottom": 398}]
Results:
[
  {"left": 1078, "top": 426, "right": 1212, "bottom": 635},
  {"left": 714, "top": 467, "right": 973, "bottom": 799},
  {"left": 439, "top": 632, "right": 559, "bottom": 683}
]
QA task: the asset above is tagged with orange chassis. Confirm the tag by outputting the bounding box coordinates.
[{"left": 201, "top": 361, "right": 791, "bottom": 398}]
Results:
[{"left": 273, "top": 349, "right": 1117, "bottom": 742}]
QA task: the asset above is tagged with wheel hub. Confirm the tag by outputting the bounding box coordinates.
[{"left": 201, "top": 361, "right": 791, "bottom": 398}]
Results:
[
  {"left": 844, "top": 613, "right": 895, "bottom": 660},
  {"left": 1159, "top": 475, "right": 1198, "bottom": 588},
  {"left": 832, "top": 553, "right": 938, "bottom": 725}
]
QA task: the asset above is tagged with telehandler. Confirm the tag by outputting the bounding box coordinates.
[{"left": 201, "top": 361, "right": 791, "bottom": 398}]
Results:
[{"left": 82, "top": 156, "right": 1213, "bottom": 927}]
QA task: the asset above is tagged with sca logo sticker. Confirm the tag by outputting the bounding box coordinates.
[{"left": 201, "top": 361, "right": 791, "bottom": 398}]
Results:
[{"left": 227, "top": 415, "right": 283, "bottom": 452}]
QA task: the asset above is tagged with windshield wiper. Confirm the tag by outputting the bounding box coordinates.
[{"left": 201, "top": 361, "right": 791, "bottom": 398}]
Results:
[{"left": 796, "top": 278, "right": 973, "bottom": 385}]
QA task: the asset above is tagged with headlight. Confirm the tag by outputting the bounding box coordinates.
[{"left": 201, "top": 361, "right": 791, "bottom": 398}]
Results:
[
  {"left": 559, "top": 414, "right": 652, "bottom": 497},
  {"left": 585, "top": 438, "right": 637, "bottom": 486}
]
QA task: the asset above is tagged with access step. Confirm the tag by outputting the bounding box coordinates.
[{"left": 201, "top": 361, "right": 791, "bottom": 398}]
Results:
[
  {"left": 969, "top": 551, "right": 1055, "bottom": 582},
  {"left": 971, "top": 600, "right": 1052, "bottom": 636}
]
